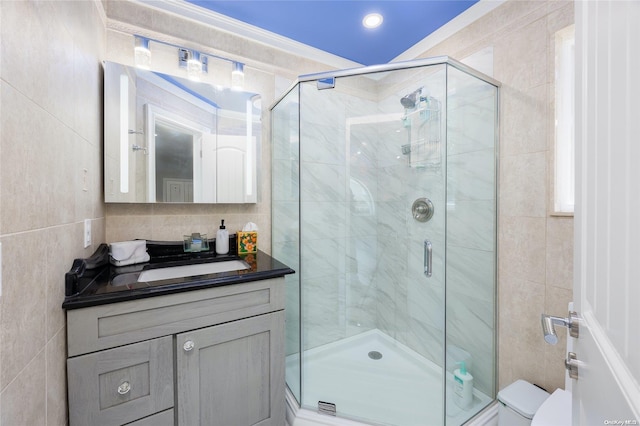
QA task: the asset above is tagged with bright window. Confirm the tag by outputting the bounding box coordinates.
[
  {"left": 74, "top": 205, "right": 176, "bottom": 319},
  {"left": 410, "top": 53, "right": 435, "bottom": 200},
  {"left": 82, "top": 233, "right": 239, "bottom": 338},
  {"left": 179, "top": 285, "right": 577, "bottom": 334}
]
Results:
[{"left": 554, "top": 25, "right": 575, "bottom": 214}]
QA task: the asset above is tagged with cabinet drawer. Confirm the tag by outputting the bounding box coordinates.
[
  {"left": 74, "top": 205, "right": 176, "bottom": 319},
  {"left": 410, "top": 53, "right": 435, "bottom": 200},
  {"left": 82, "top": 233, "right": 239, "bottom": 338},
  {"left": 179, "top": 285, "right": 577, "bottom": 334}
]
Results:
[
  {"left": 68, "top": 336, "right": 174, "bottom": 426},
  {"left": 67, "top": 278, "right": 285, "bottom": 356},
  {"left": 125, "top": 409, "right": 174, "bottom": 426}
]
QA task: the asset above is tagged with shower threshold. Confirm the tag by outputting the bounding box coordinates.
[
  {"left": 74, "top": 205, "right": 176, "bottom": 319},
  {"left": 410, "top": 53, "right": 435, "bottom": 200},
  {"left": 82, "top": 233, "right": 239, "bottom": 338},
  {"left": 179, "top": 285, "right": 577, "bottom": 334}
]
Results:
[{"left": 286, "top": 329, "right": 492, "bottom": 426}]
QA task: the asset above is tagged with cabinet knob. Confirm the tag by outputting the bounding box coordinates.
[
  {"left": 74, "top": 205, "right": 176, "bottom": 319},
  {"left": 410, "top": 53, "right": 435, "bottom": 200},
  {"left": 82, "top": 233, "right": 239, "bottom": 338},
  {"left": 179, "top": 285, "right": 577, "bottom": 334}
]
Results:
[
  {"left": 117, "top": 381, "right": 131, "bottom": 395},
  {"left": 183, "top": 340, "right": 195, "bottom": 352}
]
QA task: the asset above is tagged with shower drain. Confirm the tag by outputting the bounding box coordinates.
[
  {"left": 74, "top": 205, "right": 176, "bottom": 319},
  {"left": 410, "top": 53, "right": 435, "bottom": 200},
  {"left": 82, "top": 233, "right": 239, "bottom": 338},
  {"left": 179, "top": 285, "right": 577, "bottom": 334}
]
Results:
[{"left": 368, "top": 350, "right": 383, "bottom": 360}]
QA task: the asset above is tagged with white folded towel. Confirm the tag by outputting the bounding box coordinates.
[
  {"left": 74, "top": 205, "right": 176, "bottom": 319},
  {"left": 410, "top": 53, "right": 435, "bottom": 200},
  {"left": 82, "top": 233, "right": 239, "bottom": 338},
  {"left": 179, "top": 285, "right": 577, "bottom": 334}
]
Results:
[{"left": 109, "top": 240, "right": 149, "bottom": 266}]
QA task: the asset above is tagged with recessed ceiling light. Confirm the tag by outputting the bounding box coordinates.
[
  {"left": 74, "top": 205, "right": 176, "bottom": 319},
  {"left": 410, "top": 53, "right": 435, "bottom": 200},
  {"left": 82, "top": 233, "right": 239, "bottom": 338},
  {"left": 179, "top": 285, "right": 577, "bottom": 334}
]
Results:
[{"left": 363, "top": 13, "right": 383, "bottom": 29}]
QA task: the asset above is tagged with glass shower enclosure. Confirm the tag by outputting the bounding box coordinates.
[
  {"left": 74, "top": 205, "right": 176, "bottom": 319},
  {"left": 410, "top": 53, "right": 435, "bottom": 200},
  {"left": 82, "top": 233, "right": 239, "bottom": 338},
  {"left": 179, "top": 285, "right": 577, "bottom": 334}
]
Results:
[{"left": 272, "top": 57, "right": 499, "bottom": 426}]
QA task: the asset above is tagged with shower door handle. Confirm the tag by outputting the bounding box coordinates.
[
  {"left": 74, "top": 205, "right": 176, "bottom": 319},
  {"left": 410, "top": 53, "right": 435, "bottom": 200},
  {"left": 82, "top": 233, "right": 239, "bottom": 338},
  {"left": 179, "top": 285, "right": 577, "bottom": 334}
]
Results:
[{"left": 424, "top": 239, "right": 432, "bottom": 277}]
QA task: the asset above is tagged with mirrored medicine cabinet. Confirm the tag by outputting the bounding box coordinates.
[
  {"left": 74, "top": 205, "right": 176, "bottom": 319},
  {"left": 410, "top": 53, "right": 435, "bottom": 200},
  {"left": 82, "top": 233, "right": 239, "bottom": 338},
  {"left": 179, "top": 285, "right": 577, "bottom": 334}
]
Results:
[{"left": 104, "top": 61, "right": 260, "bottom": 203}]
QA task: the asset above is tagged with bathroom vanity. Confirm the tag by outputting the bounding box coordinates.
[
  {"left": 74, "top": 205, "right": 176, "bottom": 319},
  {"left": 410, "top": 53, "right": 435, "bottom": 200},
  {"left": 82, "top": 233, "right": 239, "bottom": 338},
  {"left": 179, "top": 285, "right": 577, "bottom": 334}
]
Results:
[{"left": 62, "top": 242, "right": 294, "bottom": 426}]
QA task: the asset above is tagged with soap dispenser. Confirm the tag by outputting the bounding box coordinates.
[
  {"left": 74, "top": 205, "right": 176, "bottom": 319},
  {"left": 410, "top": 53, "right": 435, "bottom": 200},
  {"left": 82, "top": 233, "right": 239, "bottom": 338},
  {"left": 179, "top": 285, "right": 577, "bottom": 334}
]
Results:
[
  {"left": 216, "top": 219, "right": 229, "bottom": 255},
  {"left": 453, "top": 361, "right": 473, "bottom": 409}
]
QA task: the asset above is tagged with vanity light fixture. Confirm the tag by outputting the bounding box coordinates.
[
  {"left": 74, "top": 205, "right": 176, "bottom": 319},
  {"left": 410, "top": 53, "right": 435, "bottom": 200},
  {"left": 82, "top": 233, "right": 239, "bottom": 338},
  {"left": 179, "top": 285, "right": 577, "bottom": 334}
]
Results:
[
  {"left": 134, "top": 36, "right": 151, "bottom": 69},
  {"left": 133, "top": 34, "right": 248, "bottom": 87},
  {"left": 363, "top": 13, "right": 383, "bottom": 29},
  {"left": 231, "top": 62, "right": 245, "bottom": 90}
]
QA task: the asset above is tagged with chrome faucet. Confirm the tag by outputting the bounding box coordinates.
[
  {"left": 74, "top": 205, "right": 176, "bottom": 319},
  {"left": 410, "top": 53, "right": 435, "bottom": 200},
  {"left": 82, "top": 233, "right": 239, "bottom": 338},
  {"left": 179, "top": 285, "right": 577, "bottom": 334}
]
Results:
[{"left": 541, "top": 311, "right": 579, "bottom": 344}]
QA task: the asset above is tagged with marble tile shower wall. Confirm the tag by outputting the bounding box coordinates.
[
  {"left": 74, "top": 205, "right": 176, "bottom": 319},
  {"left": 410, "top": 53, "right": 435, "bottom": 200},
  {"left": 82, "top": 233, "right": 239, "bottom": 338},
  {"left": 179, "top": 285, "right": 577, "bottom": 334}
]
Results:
[
  {"left": 334, "top": 65, "right": 498, "bottom": 397},
  {"left": 344, "top": 120, "right": 382, "bottom": 335},
  {"left": 374, "top": 68, "right": 448, "bottom": 367},
  {"left": 0, "top": 1, "right": 106, "bottom": 424},
  {"left": 299, "top": 82, "right": 380, "bottom": 351}
]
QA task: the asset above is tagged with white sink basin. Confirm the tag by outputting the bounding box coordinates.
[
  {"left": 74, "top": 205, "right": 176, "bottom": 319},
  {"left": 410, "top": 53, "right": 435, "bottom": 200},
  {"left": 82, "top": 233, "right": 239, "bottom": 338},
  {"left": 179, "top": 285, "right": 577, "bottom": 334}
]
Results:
[{"left": 137, "top": 259, "right": 250, "bottom": 283}]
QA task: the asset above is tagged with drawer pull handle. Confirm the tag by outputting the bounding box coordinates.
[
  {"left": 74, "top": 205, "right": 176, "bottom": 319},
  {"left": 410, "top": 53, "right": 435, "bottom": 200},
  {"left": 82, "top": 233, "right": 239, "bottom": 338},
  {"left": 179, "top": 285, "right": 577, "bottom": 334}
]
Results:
[
  {"left": 183, "top": 340, "right": 195, "bottom": 352},
  {"left": 117, "top": 381, "right": 131, "bottom": 395}
]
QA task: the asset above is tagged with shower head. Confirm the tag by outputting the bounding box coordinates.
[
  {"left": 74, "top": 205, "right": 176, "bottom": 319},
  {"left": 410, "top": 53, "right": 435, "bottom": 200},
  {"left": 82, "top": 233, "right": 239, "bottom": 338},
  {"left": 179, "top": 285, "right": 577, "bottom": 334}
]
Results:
[
  {"left": 400, "top": 88, "right": 423, "bottom": 109},
  {"left": 401, "top": 93, "right": 417, "bottom": 108}
]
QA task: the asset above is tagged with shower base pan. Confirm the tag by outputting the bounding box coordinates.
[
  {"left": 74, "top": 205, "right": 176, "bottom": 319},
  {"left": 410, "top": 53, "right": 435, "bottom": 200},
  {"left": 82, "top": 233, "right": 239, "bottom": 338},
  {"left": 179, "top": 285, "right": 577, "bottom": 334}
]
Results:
[{"left": 286, "top": 329, "right": 492, "bottom": 426}]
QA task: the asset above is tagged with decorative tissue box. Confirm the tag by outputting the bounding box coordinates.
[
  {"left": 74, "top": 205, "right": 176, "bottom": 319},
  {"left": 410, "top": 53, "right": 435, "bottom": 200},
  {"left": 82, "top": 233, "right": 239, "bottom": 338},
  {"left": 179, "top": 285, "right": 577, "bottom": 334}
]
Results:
[{"left": 237, "top": 231, "right": 258, "bottom": 254}]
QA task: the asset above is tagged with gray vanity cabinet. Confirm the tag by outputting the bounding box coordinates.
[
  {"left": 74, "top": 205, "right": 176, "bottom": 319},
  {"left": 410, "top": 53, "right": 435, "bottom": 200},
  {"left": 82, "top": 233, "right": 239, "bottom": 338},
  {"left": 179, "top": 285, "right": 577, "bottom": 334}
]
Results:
[
  {"left": 176, "top": 311, "right": 285, "bottom": 425},
  {"left": 66, "top": 277, "right": 285, "bottom": 426}
]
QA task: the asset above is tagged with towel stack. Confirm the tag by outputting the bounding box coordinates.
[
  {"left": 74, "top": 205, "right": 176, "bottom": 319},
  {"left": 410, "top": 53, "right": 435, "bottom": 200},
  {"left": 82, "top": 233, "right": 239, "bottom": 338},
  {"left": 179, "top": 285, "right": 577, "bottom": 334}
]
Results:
[{"left": 109, "top": 240, "right": 149, "bottom": 266}]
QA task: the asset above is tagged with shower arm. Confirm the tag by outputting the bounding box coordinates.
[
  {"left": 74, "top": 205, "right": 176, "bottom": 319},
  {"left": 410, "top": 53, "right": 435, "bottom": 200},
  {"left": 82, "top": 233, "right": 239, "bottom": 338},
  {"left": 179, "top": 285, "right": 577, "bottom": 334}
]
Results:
[{"left": 541, "top": 311, "right": 579, "bottom": 345}]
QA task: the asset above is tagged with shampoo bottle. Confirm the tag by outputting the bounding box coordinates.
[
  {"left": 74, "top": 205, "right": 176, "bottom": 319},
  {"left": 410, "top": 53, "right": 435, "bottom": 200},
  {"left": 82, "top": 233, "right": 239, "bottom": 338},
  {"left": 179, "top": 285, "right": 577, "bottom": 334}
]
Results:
[
  {"left": 453, "top": 361, "right": 473, "bottom": 409},
  {"left": 216, "top": 219, "right": 229, "bottom": 255}
]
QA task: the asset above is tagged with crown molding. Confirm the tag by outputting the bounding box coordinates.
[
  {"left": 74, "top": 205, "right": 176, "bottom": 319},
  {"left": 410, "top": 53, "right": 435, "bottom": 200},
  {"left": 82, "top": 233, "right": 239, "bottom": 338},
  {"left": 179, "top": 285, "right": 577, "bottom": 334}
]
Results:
[
  {"left": 95, "top": 0, "right": 107, "bottom": 26},
  {"left": 132, "top": 0, "right": 362, "bottom": 70},
  {"left": 392, "top": 0, "right": 506, "bottom": 63}
]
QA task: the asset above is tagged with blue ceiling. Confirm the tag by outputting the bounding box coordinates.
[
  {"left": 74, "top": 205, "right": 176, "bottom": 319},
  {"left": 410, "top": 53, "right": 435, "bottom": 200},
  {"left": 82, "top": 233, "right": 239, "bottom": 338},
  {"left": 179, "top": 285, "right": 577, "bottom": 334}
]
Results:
[{"left": 186, "top": 1, "right": 479, "bottom": 66}]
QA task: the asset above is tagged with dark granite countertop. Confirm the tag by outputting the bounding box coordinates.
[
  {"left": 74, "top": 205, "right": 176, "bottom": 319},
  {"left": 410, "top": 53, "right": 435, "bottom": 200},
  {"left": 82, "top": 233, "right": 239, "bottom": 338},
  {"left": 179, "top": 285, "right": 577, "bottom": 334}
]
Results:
[{"left": 62, "top": 240, "right": 295, "bottom": 310}]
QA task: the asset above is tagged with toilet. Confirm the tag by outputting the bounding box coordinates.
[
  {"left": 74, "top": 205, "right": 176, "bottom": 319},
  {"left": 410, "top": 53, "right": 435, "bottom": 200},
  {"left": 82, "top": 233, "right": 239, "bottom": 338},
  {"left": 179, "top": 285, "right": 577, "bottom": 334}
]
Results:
[
  {"left": 497, "top": 380, "right": 550, "bottom": 426},
  {"left": 498, "top": 380, "right": 571, "bottom": 426},
  {"left": 531, "top": 388, "right": 572, "bottom": 426},
  {"left": 497, "top": 380, "right": 571, "bottom": 426}
]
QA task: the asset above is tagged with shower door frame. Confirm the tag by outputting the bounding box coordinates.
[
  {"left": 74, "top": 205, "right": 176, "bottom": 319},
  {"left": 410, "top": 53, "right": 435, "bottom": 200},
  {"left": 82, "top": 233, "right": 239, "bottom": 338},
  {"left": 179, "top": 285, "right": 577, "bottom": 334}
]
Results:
[{"left": 296, "top": 56, "right": 500, "bottom": 88}]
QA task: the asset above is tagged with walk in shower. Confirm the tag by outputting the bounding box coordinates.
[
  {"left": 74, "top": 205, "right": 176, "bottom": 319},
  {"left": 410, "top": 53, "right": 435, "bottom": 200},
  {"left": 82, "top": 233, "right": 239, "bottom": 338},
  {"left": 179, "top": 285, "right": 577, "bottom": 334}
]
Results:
[{"left": 272, "top": 57, "right": 499, "bottom": 426}]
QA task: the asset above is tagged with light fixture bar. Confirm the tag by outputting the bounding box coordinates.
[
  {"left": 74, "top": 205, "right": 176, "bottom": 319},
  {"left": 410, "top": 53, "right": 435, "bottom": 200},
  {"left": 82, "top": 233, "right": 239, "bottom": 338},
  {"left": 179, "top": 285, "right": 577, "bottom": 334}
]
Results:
[{"left": 135, "top": 34, "right": 240, "bottom": 79}]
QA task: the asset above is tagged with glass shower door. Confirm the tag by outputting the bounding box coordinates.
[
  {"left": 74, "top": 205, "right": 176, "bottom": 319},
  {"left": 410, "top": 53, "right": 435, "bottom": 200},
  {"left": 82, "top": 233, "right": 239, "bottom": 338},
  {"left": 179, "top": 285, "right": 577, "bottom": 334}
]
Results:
[
  {"left": 271, "top": 87, "right": 301, "bottom": 402},
  {"left": 298, "top": 65, "right": 448, "bottom": 426},
  {"left": 444, "top": 65, "right": 498, "bottom": 425}
]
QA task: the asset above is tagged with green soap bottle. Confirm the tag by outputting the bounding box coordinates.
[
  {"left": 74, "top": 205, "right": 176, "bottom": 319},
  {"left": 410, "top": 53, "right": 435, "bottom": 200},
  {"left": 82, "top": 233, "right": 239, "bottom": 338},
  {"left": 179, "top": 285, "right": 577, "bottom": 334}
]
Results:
[{"left": 453, "top": 361, "right": 473, "bottom": 408}]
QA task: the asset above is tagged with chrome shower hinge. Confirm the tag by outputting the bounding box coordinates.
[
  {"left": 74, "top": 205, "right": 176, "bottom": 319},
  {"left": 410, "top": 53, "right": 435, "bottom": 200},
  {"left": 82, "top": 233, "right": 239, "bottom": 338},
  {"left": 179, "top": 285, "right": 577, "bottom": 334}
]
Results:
[{"left": 318, "top": 401, "right": 336, "bottom": 416}]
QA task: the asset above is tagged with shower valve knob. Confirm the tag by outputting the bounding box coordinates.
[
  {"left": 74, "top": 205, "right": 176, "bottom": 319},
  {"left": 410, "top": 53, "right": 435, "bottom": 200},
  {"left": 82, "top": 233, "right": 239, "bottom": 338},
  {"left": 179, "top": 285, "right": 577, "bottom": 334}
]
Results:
[{"left": 412, "top": 198, "right": 434, "bottom": 222}]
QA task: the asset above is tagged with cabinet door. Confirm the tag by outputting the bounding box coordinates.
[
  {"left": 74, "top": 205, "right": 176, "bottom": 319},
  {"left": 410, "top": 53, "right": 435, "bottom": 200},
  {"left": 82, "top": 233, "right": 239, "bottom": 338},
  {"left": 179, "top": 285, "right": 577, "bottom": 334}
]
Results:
[
  {"left": 176, "top": 311, "right": 285, "bottom": 426},
  {"left": 67, "top": 336, "right": 174, "bottom": 426}
]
